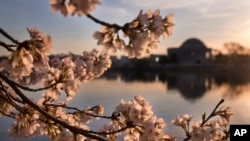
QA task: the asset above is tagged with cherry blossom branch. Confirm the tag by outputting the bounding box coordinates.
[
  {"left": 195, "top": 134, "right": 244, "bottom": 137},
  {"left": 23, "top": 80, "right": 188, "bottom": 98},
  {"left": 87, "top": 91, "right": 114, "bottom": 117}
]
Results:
[
  {"left": 0, "top": 110, "right": 15, "bottom": 118},
  {"left": 0, "top": 28, "right": 20, "bottom": 45},
  {"left": 1, "top": 72, "right": 138, "bottom": 139},
  {"left": 45, "top": 103, "right": 115, "bottom": 119},
  {"left": 4, "top": 89, "right": 23, "bottom": 104},
  {"left": 0, "top": 81, "right": 23, "bottom": 104},
  {"left": 0, "top": 41, "right": 16, "bottom": 52},
  {"left": 45, "top": 102, "right": 134, "bottom": 136},
  {"left": 201, "top": 99, "right": 224, "bottom": 126},
  {"left": 0, "top": 1, "right": 231, "bottom": 140},
  {"left": 91, "top": 125, "right": 130, "bottom": 135},
  {"left": 0, "top": 93, "right": 24, "bottom": 113},
  {"left": 182, "top": 99, "right": 225, "bottom": 141},
  {"left": 86, "top": 14, "right": 125, "bottom": 30},
  {"left": 14, "top": 80, "right": 61, "bottom": 92},
  {"left": 88, "top": 120, "right": 142, "bottom": 136},
  {"left": 0, "top": 83, "right": 24, "bottom": 112},
  {"left": 0, "top": 72, "right": 107, "bottom": 141}
]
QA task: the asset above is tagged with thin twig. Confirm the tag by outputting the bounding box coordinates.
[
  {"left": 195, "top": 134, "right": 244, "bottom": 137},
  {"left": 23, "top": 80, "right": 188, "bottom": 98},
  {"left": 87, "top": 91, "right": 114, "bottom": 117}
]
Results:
[
  {"left": 201, "top": 99, "right": 224, "bottom": 126},
  {"left": 86, "top": 14, "right": 124, "bottom": 30},
  {"left": 0, "top": 93, "right": 24, "bottom": 113},
  {"left": 0, "top": 41, "right": 16, "bottom": 52},
  {"left": 46, "top": 102, "right": 131, "bottom": 135},
  {"left": 182, "top": 99, "right": 225, "bottom": 141},
  {"left": 0, "top": 81, "right": 23, "bottom": 103},
  {"left": 45, "top": 103, "right": 115, "bottom": 119},
  {"left": 90, "top": 126, "right": 129, "bottom": 135},
  {"left": 0, "top": 110, "right": 16, "bottom": 119},
  {"left": 0, "top": 81, "right": 24, "bottom": 111},
  {"left": 0, "top": 28, "right": 20, "bottom": 45},
  {"left": 14, "top": 81, "right": 60, "bottom": 92}
]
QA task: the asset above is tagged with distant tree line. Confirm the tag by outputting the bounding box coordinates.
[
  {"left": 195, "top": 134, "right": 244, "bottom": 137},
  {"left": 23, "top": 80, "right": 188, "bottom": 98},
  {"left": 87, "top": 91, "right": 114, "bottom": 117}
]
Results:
[{"left": 213, "top": 42, "right": 250, "bottom": 65}]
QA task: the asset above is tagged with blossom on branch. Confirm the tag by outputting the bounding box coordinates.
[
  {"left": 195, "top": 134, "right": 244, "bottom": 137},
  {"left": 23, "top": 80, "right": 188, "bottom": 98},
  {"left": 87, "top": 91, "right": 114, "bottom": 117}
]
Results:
[
  {"left": 49, "top": 0, "right": 100, "bottom": 17},
  {"left": 112, "top": 95, "right": 175, "bottom": 141},
  {"left": 172, "top": 114, "right": 192, "bottom": 128},
  {"left": 93, "top": 10, "right": 174, "bottom": 58},
  {"left": 8, "top": 105, "right": 40, "bottom": 139},
  {"left": 217, "top": 106, "right": 233, "bottom": 123},
  {"left": 190, "top": 120, "right": 225, "bottom": 141},
  {"left": 41, "top": 49, "right": 111, "bottom": 101},
  {"left": 0, "top": 28, "right": 51, "bottom": 82},
  {"left": 174, "top": 105, "right": 232, "bottom": 141}
]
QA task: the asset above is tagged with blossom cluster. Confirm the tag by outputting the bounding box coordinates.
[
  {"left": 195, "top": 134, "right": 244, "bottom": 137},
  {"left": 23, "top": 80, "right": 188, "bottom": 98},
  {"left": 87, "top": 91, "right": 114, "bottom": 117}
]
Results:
[
  {"left": 8, "top": 105, "right": 40, "bottom": 139},
  {"left": 189, "top": 119, "right": 229, "bottom": 141},
  {"left": 0, "top": 28, "right": 51, "bottom": 82},
  {"left": 99, "top": 95, "right": 175, "bottom": 141},
  {"left": 172, "top": 106, "right": 233, "bottom": 141},
  {"left": 7, "top": 97, "right": 96, "bottom": 140},
  {"left": 49, "top": 0, "right": 100, "bottom": 17},
  {"left": 49, "top": 1, "right": 174, "bottom": 58},
  {"left": 0, "top": 27, "right": 111, "bottom": 101},
  {"left": 43, "top": 49, "right": 111, "bottom": 101},
  {"left": 93, "top": 10, "right": 174, "bottom": 58}
]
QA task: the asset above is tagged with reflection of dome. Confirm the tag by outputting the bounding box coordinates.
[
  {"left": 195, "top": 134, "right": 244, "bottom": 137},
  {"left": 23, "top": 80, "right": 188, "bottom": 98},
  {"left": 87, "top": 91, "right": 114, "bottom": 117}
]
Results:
[
  {"left": 178, "top": 84, "right": 206, "bottom": 100},
  {"left": 166, "top": 72, "right": 211, "bottom": 102},
  {"left": 180, "top": 38, "right": 207, "bottom": 49}
]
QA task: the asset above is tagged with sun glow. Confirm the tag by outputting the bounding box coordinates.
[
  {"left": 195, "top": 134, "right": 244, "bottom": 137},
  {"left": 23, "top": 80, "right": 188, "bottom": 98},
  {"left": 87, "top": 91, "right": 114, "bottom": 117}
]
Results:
[{"left": 237, "top": 20, "right": 250, "bottom": 48}]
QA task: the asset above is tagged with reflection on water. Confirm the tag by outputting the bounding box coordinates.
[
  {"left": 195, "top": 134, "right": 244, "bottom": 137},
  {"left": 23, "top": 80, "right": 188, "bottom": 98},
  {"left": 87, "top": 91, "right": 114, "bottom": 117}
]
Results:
[
  {"left": 1, "top": 70, "right": 250, "bottom": 140},
  {"left": 102, "top": 70, "right": 250, "bottom": 101}
]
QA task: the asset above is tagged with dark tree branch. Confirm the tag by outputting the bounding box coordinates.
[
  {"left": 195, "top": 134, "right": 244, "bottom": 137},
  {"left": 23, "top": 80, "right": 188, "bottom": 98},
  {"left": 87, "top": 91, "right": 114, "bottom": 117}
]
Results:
[
  {"left": 0, "top": 41, "right": 16, "bottom": 52},
  {"left": 0, "top": 28, "right": 20, "bottom": 45},
  {"left": 0, "top": 72, "right": 137, "bottom": 140},
  {"left": 14, "top": 80, "right": 60, "bottom": 92},
  {"left": 0, "top": 81, "right": 24, "bottom": 112},
  {"left": 90, "top": 126, "right": 130, "bottom": 135},
  {"left": 86, "top": 14, "right": 125, "bottom": 30},
  {"left": 45, "top": 103, "right": 116, "bottom": 119},
  {"left": 201, "top": 99, "right": 224, "bottom": 126},
  {"left": 0, "top": 72, "right": 107, "bottom": 141},
  {"left": 0, "top": 93, "right": 24, "bottom": 113},
  {"left": 0, "top": 81, "right": 23, "bottom": 104},
  {"left": 0, "top": 110, "right": 16, "bottom": 119}
]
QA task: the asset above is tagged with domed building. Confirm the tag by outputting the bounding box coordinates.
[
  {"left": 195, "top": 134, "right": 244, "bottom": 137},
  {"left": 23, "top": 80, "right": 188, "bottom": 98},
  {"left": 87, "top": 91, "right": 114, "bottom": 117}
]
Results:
[{"left": 168, "top": 38, "right": 212, "bottom": 65}]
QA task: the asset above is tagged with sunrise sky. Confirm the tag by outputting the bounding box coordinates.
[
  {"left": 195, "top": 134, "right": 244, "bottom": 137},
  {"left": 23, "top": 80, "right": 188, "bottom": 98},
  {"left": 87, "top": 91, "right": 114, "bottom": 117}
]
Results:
[{"left": 0, "top": 0, "right": 249, "bottom": 56}]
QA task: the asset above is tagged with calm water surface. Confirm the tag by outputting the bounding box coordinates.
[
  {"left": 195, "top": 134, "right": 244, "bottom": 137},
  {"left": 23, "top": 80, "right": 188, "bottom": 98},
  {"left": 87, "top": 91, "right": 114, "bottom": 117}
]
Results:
[{"left": 1, "top": 71, "right": 250, "bottom": 140}]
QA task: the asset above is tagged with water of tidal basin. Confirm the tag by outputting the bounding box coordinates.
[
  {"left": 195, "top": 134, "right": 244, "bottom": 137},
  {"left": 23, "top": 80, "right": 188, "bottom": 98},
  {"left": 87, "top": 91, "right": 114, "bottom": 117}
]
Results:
[{"left": 1, "top": 71, "right": 250, "bottom": 140}]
